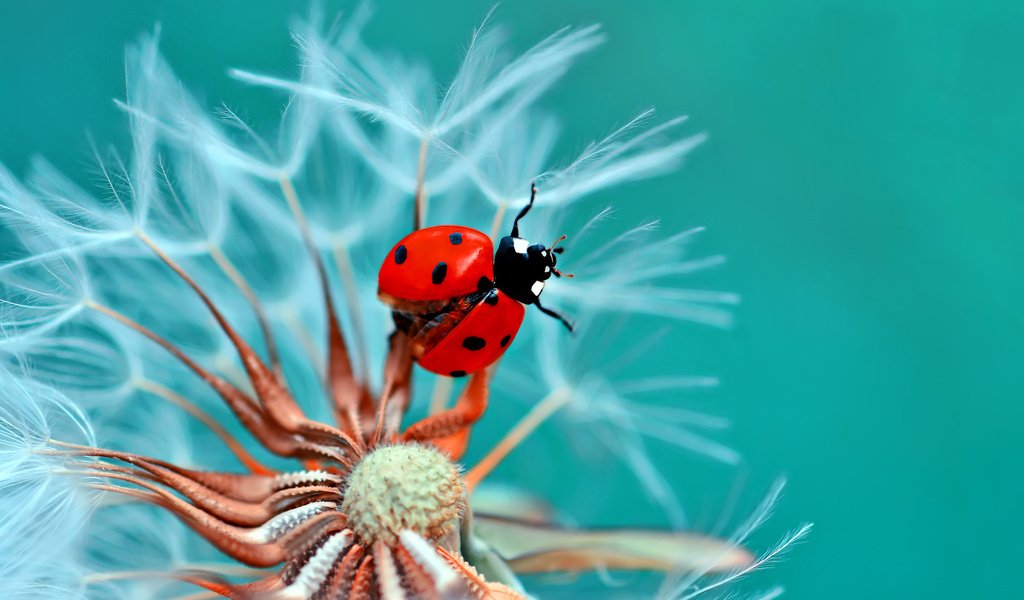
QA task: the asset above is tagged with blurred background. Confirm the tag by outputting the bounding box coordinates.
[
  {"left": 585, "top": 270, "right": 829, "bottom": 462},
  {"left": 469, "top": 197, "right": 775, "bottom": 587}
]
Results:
[{"left": 1, "top": 1, "right": 1020, "bottom": 598}]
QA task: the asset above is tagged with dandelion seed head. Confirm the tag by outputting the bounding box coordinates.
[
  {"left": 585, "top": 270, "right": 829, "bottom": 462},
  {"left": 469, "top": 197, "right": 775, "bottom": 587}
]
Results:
[
  {"left": 0, "top": 7, "right": 807, "bottom": 599},
  {"left": 342, "top": 444, "right": 466, "bottom": 550}
]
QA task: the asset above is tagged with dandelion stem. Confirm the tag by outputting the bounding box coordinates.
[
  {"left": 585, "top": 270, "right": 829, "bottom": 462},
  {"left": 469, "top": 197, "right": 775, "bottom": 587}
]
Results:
[
  {"left": 82, "top": 563, "right": 269, "bottom": 585},
  {"left": 172, "top": 592, "right": 220, "bottom": 600},
  {"left": 134, "top": 229, "right": 313, "bottom": 438},
  {"left": 414, "top": 137, "right": 429, "bottom": 230},
  {"left": 82, "top": 570, "right": 182, "bottom": 584},
  {"left": 208, "top": 243, "right": 283, "bottom": 378},
  {"left": 281, "top": 304, "right": 324, "bottom": 374},
  {"left": 330, "top": 240, "right": 371, "bottom": 387},
  {"left": 428, "top": 375, "right": 454, "bottom": 416},
  {"left": 212, "top": 355, "right": 254, "bottom": 394},
  {"left": 84, "top": 299, "right": 216, "bottom": 381},
  {"left": 278, "top": 176, "right": 309, "bottom": 235},
  {"left": 488, "top": 200, "right": 508, "bottom": 241},
  {"left": 278, "top": 176, "right": 363, "bottom": 442},
  {"left": 370, "top": 330, "right": 414, "bottom": 444},
  {"left": 465, "top": 387, "right": 571, "bottom": 490},
  {"left": 83, "top": 300, "right": 296, "bottom": 459},
  {"left": 135, "top": 377, "right": 272, "bottom": 474},
  {"left": 135, "top": 231, "right": 248, "bottom": 346}
]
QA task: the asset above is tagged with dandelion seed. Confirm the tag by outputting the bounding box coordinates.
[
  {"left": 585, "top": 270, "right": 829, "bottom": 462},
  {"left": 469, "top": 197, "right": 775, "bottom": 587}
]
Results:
[{"left": 0, "top": 368, "right": 94, "bottom": 597}]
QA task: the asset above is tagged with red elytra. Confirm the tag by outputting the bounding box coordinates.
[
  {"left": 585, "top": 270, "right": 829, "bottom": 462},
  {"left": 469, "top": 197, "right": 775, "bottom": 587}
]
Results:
[
  {"left": 417, "top": 290, "right": 525, "bottom": 377},
  {"left": 378, "top": 226, "right": 493, "bottom": 303},
  {"left": 378, "top": 225, "right": 523, "bottom": 377}
]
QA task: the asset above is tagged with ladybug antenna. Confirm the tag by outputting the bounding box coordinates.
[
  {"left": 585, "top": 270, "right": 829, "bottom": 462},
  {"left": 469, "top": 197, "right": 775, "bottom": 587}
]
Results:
[
  {"left": 549, "top": 235, "right": 574, "bottom": 278},
  {"left": 510, "top": 182, "right": 537, "bottom": 238}
]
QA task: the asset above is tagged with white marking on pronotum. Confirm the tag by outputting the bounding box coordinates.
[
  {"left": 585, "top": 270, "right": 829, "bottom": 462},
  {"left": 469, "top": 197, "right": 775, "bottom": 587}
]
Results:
[
  {"left": 278, "top": 530, "right": 354, "bottom": 599},
  {"left": 513, "top": 238, "right": 529, "bottom": 253},
  {"left": 540, "top": 250, "right": 548, "bottom": 257},
  {"left": 531, "top": 281, "right": 545, "bottom": 296},
  {"left": 543, "top": 266, "right": 550, "bottom": 273}
]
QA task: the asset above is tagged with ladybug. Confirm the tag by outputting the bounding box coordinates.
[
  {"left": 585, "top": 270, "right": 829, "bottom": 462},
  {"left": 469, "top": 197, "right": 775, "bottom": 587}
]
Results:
[{"left": 378, "top": 184, "right": 573, "bottom": 377}]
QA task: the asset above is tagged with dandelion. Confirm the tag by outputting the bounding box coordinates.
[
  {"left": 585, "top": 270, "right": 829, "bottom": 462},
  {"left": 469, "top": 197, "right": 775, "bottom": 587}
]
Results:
[{"left": 0, "top": 8, "right": 808, "bottom": 599}]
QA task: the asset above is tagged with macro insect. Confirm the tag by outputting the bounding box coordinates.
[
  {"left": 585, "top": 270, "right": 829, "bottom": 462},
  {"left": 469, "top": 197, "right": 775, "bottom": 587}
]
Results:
[{"left": 378, "top": 184, "right": 574, "bottom": 376}]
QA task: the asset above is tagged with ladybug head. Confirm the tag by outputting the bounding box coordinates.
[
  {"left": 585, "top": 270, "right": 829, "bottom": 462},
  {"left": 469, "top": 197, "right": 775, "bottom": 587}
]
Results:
[{"left": 493, "top": 184, "right": 575, "bottom": 331}]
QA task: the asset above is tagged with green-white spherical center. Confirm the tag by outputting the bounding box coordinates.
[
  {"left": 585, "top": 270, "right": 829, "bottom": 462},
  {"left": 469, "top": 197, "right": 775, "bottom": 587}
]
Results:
[{"left": 341, "top": 444, "right": 466, "bottom": 551}]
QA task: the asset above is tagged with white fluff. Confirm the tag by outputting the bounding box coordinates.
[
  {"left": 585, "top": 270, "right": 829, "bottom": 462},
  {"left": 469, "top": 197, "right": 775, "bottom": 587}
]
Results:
[
  {"left": 658, "top": 479, "right": 813, "bottom": 599},
  {"left": 0, "top": 367, "right": 94, "bottom": 597}
]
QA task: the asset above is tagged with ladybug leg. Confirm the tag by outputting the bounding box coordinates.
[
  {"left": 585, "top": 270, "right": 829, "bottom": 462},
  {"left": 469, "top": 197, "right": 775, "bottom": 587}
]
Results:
[
  {"left": 534, "top": 298, "right": 574, "bottom": 332},
  {"left": 510, "top": 182, "right": 538, "bottom": 237},
  {"left": 391, "top": 311, "right": 413, "bottom": 333}
]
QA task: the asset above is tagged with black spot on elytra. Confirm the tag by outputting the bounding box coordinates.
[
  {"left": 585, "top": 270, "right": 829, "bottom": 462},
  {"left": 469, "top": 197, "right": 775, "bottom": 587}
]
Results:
[
  {"left": 431, "top": 261, "right": 448, "bottom": 284},
  {"left": 449, "top": 370, "right": 467, "bottom": 378},
  {"left": 477, "top": 276, "right": 493, "bottom": 292},
  {"left": 449, "top": 232, "right": 463, "bottom": 245},
  {"left": 499, "top": 335, "right": 512, "bottom": 348},
  {"left": 462, "top": 336, "right": 486, "bottom": 351},
  {"left": 484, "top": 290, "right": 499, "bottom": 306},
  {"left": 394, "top": 244, "right": 408, "bottom": 264}
]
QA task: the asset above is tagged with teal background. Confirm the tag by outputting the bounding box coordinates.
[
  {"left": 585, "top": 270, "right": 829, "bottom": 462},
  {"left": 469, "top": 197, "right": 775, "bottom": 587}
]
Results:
[{"left": 2, "top": 2, "right": 1021, "bottom": 598}]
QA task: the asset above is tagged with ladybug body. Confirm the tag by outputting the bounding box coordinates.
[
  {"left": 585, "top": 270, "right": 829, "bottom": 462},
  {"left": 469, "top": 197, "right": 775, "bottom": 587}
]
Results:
[
  {"left": 378, "top": 186, "right": 571, "bottom": 376},
  {"left": 378, "top": 225, "right": 494, "bottom": 307}
]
